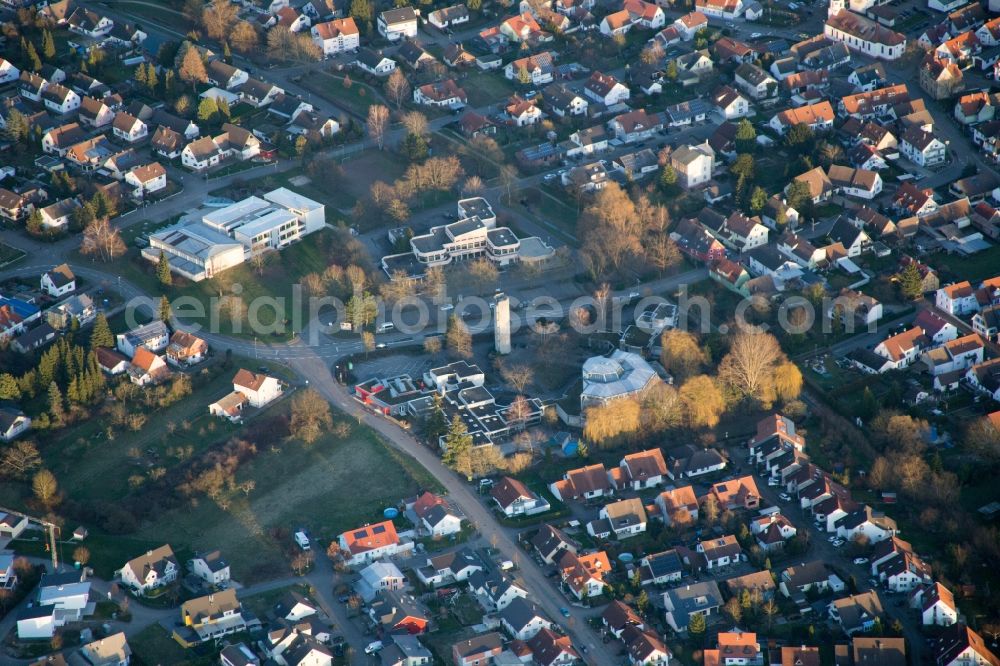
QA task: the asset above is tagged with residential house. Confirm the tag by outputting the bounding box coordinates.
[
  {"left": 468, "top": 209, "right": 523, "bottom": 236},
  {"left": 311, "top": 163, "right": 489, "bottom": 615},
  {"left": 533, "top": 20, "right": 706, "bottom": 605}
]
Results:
[
  {"left": 78, "top": 96, "right": 114, "bottom": 128},
  {"left": 920, "top": 56, "right": 963, "bottom": 100},
  {"left": 124, "top": 163, "right": 167, "bottom": 199},
  {"left": 655, "top": 486, "right": 699, "bottom": 526},
  {"left": 932, "top": 626, "right": 999, "bottom": 666},
  {"left": 603, "top": 600, "right": 644, "bottom": 638},
  {"left": 900, "top": 126, "right": 947, "bottom": 167},
  {"left": 165, "top": 331, "right": 209, "bottom": 367},
  {"left": 415, "top": 549, "right": 481, "bottom": 588},
  {"left": 697, "top": 535, "right": 743, "bottom": 569},
  {"left": 499, "top": 12, "right": 548, "bottom": 44},
  {"left": 237, "top": 78, "right": 284, "bottom": 107},
  {"left": 338, "top": 520, "right": 405, "bottom": 566},
  {"left": 0, "top": 58, "right": 19, "bottom": 85},
  {"left": 724, "top": 570, "right": 777, "bottom": 601},
  {"left": 0, "top": 408, "right": 31, "bottom": 443},
  {"left": 734, "top": 63, "right": 777, "bottom": 100},
  {"left": 827, "top": 165, "right": 882, "bottom": 199},
  {"left": 828, "top": 216, "right": 872, "bottom": 256},
  {"left": 936, "top": 281, "right": 978, "bottom": 315},
  {"left": 619, "top": 449, "right": 668, "bottom": 490},
  {"left": 501, "top": 598, "right": 552, "bottom": 640},
  {"left": 468, "top": 571, "right": 528, "bottom": 612},
  {"left": 428, "top": 4, "right": 469, "bottom": 29},
  {"left": 413, "top": 79, "right": 467, "bottom": 108},
  {"left": 663, "top": 580, "right": 723, "bottom": 632},
  {"left": 589, "top": 498, "right": 648, "bottom": 540},
  {"left": 532, "top": 524, "right": 579, "bottom": 565},
  {"left": 504, "top": 52, "right": 556, "bottom": 85},
  {"left": 712, "top": 85, "right": 751, "bottom": 119},
  {"left": 176, "top": 588, "right": 247, "bottom": 646},
  {"left": 41, "top": 264, "right": 76, "bottom": 298},
  {"left": 550, "top": 463, "right": 614, "bottom": 501},
  {"left": 559, "top": 550, "right": 611, "bottom": 599},
  {"left": 206, "top": 60, "right": 249, "bottom": 90},
  {"left": 491, "top": 476, "right": 550, "bottom": 517},
  {"left": 356, "top": 561, "right": 406, "bottom": 601},
  {"left": 116, "top": 320, "right": 169, "bottom": 357},
  {"left": 608, "top": 109, "right": 663, "bottom": 143},
  {"left": 119, "top": 545, "right": 179, "bottom": 594},
  {"left": 624, "top": 625, "right": 672, "bottom": 665},
  {"left": 638, "top": 549, "right": 684, "bottom": 586},
  {"left": 696, "top": 0, "right": 744, "bottom": 19},
  {"left": 671, "top": 141, "right": 715, "bottom": 189},
  {"left": 41, "top": 83, "right": 80, "bottom": 114},
  {"left": 188, "top": 550, "right": 230, "bottom": 588},
  {"left": 703, "top": 631, "right": 762, "bottom": 666},
  {"left": 378, "top": 7, "right": 418, "bottom": 41},
  {"left": 526, "top": 628, "right": 580, "bottom": 666},
  {"left": 874, "top": 327, "right": 926, "bottom": 369},
  {"left": 910, "top": 582, "right": 958, "bottom": 626},
  {"left": 232, "top": 369, "right": 282, "bottom": 407},
  {"left": 453, "top": 634, "right": 503, "bottom": 666},
  {"left": 769, "top": 101, "right": 836, "bottom": 134},
  {"left": 752, "top": 513, "right": 798, "bottom": 551},
  {"left": 779, "top": 561, "right": 830, "bottom": 598},
  {"left": 151, "top": 126, "right": 184, "bottom": 160},
  {"left": 411, "top": 491, "right": 463, "bottom": 536},
  {"left": 127, "top": 347, "right": 169, "bottom": 386},
  {"left": 42, "top": 122, "right": 87, "bottom": 156},
  {"left": 829, "top": 591, "right": 883, "bottom": 636},
  {"left": 112, "top": 111, "right": 147, "bottom": 143},
  {"left": 368, "top": 589, "right": 429, "bottom": 635},
  {"left": 543, "top": 83, "right": 588, "bottom": 117},
  {"left": 584, "top": 71, "right": 630, "bottom": 106},
  {"left": 666, "top": 444, "right": 727, "bottom": 480}
]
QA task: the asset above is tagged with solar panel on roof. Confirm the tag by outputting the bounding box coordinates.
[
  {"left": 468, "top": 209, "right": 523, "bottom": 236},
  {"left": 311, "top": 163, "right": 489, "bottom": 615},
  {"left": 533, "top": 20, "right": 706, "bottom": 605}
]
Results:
[
  {"left": 353, "top": 530, "right": 367, "bottom": 538},
  {"left": 372, "top": 525, "right": 386, "bottom": 534}
]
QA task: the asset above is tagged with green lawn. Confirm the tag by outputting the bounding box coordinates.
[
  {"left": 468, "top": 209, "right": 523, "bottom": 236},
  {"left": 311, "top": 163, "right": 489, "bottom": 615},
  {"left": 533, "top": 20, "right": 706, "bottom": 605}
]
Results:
[
  {"left": 0, "top": 242, "right": 26, "bottom": 267},
  {"left": 299, "top": 71, "right": 385, "bottom": 119},
  {"left": 932, "top": 244, "right": 1000, "bottom": 283},
  {"left": 129, "top": 624, "right": 196, "bottom": 666},
  {"left": 240, "top": 583, "right": 313, "bottom": 619},
  {"left": 462, "top": 74, "right": 518, "bottom": 107}
]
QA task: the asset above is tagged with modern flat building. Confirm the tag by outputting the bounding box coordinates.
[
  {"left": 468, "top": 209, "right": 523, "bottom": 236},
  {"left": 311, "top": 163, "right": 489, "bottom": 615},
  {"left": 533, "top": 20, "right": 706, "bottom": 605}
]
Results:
[
  {"left": 142, "top": 188, "right": 324, "bottom": 281},
  {"left": 381, "top": 197, "right": 553, "bottom": 279}
]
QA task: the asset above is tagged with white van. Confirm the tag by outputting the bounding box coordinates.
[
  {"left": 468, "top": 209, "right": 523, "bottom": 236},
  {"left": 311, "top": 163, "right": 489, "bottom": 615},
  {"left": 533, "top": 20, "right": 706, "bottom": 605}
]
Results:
[
  {"left": 376, "top": 322, "right": 395, "bottom": 333},
  {"left": 365, "top": 641, "right": 383, "bottom": 654},
  {"left": 294, "top": 530, "right": 310, "bottom": 551}
]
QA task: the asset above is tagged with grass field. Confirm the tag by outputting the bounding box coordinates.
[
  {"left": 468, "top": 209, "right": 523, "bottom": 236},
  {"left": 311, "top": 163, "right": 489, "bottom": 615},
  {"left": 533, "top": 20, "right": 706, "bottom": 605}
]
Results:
[
  {"left": 933, "top": 244, "right": 1000, "bottom": 283},
  {"left": 298, "top": 71, "right": 385, "bottom": 119},
  {"left": 130, "top": 624, "right": 201, "bottom": 666},
  {"left": 131, "top": 421, "right": 442, "bottom": 580},
  {"left": 462, "top": 74, "right": 519, "bottom": 107}
]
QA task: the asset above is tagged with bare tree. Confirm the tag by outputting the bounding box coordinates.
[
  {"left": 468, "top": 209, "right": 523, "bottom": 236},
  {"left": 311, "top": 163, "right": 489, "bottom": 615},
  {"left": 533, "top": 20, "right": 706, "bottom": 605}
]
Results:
[
  {"left": 500, "top": 363, "right": 533, "bottom": 394},
  {"left": 1, "top": 440, "right": 41, "bottom": 478},
  {"left": 367, "top": 105, "right": 390, "bottom": 150},
  {"left": 402, "top": 111, "right": 429, "bottom": 137},
  {"left": 718, "top": 329, "right": 784, "bottom": 403},
  {"left": 386, "top": 70, "right": 412, "bottom": 110},
  {"left": 463, "top": 175, "right": 484, "bottom": 195},
  {"left": 202, "top": 0, "right": 239, "bottom": 41},
  {"left": 80, "top": 219, "right": 126, "bottom": 262}
]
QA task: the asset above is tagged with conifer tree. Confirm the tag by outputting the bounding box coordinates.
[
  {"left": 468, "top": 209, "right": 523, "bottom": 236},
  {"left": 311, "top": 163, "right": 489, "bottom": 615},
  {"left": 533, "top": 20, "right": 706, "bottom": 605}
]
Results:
[
  {"left": 41, "top": 30, "right": 56, "bottom": 60},
  {"left": 90, "top": 313, "right": 114, "bottom": 349},
  {"left": 159, "top": 295, "right": 172, "bottom": 323},
  {"left": 156, "top": 251, "right": 172, "bottom": 286},
  {"left": 48, "top": 382, "right": 65, "bottom": 424},
  {"left": 441, "top": 415, "right": 473, "bottom": 480}
]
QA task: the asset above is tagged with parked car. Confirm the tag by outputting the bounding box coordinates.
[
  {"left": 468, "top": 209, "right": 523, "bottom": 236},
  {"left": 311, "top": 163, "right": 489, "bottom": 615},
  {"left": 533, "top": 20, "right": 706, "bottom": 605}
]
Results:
[
  {"left": 365, "top": 641, "right": 384, "bottom": 655},
  {"left": 832, "top": 538, "right": 846, "bottom": 547},
  {"left": 778, "top": 492, "right": 792, "bottom": 502},
  {"left": 560, "top": 607, "right": 571, "bottom": 617},
  {"left": 853, "top": 557, "right": 869, "bottom": 565}
]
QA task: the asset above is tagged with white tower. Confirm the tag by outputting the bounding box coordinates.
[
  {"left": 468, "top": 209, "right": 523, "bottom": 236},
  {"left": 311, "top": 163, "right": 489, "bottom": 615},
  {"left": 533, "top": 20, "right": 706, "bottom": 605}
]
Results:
[
  {"left": 828, "top": 0, "right": 845, "bottom": 17},
  {"left": 494, "top": 293, "right": 511, "bottom": 355}
]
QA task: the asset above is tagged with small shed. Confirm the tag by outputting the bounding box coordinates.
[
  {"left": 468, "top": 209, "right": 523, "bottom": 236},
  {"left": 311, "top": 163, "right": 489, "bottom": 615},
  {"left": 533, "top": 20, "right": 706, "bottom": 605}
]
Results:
[{"left": 72, "top": 526, "right": 88, "bottom": 541}]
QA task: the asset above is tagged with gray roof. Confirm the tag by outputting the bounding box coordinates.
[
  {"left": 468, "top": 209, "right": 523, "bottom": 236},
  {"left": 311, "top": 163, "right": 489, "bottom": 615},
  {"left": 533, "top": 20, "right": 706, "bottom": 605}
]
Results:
[
  {"left": 500, "top": 597, "right": 548, "bottom": 631},
  {"left": 664, "top": 580, "right": 722, "bottom": 622}
]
